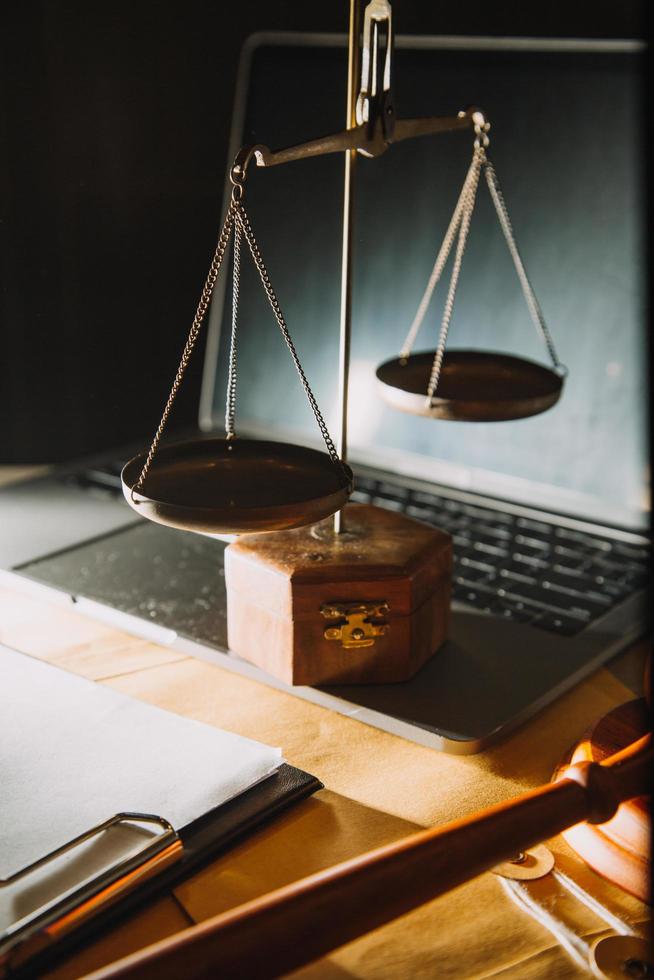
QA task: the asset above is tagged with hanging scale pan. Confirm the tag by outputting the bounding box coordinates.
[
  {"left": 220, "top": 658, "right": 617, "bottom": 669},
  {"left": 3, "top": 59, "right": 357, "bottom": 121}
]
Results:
[
  {"left": 376, "top": 350, "right": 563, "bottom": 422},
  {"left": 377, "top": 114, "right": 566, "bottom": 423},
  {"left": 122, "top": 165, "right": 352, "bottom": 534},
  {"left": 122, "top": 438, "right": 351, "bottom": 535}
]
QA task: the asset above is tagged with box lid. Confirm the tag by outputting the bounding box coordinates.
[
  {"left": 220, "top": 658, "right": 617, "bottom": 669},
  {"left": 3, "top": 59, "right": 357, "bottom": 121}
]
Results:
[{"left": 225, "top": 504, "right": 451, "bottom": 619}]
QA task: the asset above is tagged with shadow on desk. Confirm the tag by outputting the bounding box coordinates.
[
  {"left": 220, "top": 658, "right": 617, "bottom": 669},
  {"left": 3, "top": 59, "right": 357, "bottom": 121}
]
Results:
[{"left": 41, "top": 792, "right": 419, "bottom": 980}]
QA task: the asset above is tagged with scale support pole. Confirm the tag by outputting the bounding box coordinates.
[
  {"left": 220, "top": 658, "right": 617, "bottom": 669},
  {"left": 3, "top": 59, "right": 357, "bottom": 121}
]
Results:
[{"left": 335, "top": 0, "right": 361, "bottom": 535}]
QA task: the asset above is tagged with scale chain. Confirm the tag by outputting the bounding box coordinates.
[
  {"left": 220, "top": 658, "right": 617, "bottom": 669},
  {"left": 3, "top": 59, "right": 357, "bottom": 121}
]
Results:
[
  {"left": 234, "top": 204, "right": 342, "bottom": 467},
  {"left": 225, "top": 218, "right": 242, "bottom": 440},
  {"left": 131, "top": 185, "right": 343, "bottom": 499},
  {"left": 132, "top": 201, "right": 237, "bottom": 498},
  {"left": 426, "top": 146, "right": 484, "bottom": 402},
  {"left": 484, "top": 161, "right": 563, "bottom": 373},
  {"left": 401, "top": 121, "right": 563, "bottom": 402},
  {"left": 400, "top": 151, "right": 481, "bottom": 361}
]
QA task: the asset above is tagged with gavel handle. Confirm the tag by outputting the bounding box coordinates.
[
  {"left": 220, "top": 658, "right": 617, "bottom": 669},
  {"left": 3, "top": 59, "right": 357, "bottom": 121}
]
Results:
[{"left": 90, "top": 734, "right": 651, "bottom": 980}]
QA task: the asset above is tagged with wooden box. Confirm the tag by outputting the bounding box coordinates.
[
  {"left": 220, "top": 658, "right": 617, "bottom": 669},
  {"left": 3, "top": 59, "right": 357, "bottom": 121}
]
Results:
[{"left": 224, "top": 503, "right": 452, "bottom": 687}]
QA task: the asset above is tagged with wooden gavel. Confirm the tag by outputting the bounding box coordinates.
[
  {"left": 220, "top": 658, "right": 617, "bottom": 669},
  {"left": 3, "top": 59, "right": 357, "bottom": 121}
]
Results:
[{"left": 91, "top": 734, "right": 651, "bottom": 980}]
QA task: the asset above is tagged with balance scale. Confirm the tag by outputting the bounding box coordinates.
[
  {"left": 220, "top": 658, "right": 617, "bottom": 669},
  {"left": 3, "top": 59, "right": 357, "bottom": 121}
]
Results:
[
  {"left": 120, "top": 0, "right": 567, "bottom": 691},
  {"left": 117, "top": 0, "right": 650, "bottom": 958}
]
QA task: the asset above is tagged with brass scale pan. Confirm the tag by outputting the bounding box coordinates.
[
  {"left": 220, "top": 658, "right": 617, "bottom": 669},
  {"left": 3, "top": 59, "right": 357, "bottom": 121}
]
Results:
[
  {"left": 122, "top": 438, "right": 353, "bottom": 535},
  {"left": 376, "top": 349, "right": 564, "bottom": 422}
]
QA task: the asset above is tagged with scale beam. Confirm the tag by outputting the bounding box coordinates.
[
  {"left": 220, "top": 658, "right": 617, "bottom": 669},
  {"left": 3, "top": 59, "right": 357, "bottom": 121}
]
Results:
[{"left": 230, "top": 108, "right": 485, "bottom": 182}]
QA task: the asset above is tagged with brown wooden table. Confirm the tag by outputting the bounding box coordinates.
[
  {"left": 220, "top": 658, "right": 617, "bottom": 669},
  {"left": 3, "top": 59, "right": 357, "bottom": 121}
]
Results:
[{"left": 1, "top": 468, "right": 649, "bottom": 979}]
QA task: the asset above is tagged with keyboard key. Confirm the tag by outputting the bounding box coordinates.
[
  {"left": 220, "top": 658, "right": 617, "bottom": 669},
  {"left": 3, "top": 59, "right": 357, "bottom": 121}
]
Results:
[
  {"left": 499, "top": 596, "right": 531, "bottom": 614},
  {"left": 621, "top": 559, "right": 650, "bottom": 575},
  {"left": 482, "top": 510, "right": 514, "bottom": 526},
  {"left": 453, "top": 576, "right": 497, "bottom": 596},
  {"left": 543, "top": 570, "right": 610, "bottom": 595},
  {"left": 350, "top": 490, "right": 372, "bottom": 503},
  {"left": 533, "top": 613, "right": 583, "bottom": 636},
  {"left": 437, "top": 517, "right": 469, "bottom": 534},
  {"left": 487, "top": 601, "right": 535, "bottom": 624},
  {"left": 497, "top": 586, "right": 590, "bottom": 620},
  {"left": 376, "top": 482, "right": 409, "bottom": 501},
  {"left": 515, "top": 533, "right": 551, "bottom": 552},
  {"left": 594, "top": 579, "right": 630, "bottom": 599},
  {"left": 456, "top": 588, "right": 495, "bottom": 608},
  {"left": 461, "top": 503, "right": 506, "bottom": 522},
  {"left": 428, "top": 514, "right": 466, "bottom": 533},
  {"left": 499, "top": 568, "right": 537, "bottom": 586},
  {"left": 541, "top": 580, "right": 612, "bottom": 607},
  {"left": 459, "top": 556, "right": 496, "bottom": 574},
  {"left": 553, "top": 544, "right": 587, "bottom": 563},
  {"left": 486, "top": 520, "right": 514, "bottom": 535},
  {"left": 406, "top": 505, "right": 439, "bottom": 524},
  {"left": 516, "top": 517, "right": 552, "bottom": 535},
  {"left": 353, "top": 475, "right": 377, "bottom": 492},
  {"left": 551, "top": 562, "right": 586, "bottom": 578},
  {"left": 455, "top": 565, "right": 495, "bottom": 584},
  {"left": 372, "top": 496, "right": 404, "bottom": 511},
  {"left": 555, "top": 527, "right": 612, "bottom": 552},
  {"left": 448, "top": 514, "right": 472, "bottom": 529},
  {"left": 620, "top": 569, "right": 650, "bottom": 590},
  {"left": 533, "top": 584, "right": 607, "bottom": 619},
  {"left": 469, "top": 524, "right": 512, "bottom": 542},
  {"left": 473, "top": 541, "right": 510, "bottom": 559},
  {"left": 499, "top": 582, "right": 548, "bottom": 603},
  {"left": 612, "top": 541, "right": 650, "bottom": 562},
  {"left": 513, "top": 552, "right": 549, "bottom": 571},
  {"left": 411, "top": 490, "right": 445, "bottom": 508},
  {"left": 586, "top": 556, "right": 641, "bottom": 577}
]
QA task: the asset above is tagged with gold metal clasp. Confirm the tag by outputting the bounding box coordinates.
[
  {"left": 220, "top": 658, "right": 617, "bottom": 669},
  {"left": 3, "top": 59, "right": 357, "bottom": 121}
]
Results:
[{"left": 321, "top": 601, "right": 390, "bottom": 649}]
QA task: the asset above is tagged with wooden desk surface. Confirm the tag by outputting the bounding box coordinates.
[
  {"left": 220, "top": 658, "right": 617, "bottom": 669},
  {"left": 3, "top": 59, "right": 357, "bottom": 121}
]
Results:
[{"left": 0, "top": 469, "right": 649, "bottom": 979}]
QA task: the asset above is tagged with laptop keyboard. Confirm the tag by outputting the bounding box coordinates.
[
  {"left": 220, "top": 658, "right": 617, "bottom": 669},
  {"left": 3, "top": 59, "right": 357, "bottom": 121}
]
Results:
[
  {"left": 65, "top": 462, "right": 650, "bottom": 638},
  {"left": 352, "top": 476, "right": 650, "bottom": 638}
]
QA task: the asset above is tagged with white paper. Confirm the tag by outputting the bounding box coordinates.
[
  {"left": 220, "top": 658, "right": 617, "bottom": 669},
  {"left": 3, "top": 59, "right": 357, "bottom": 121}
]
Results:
[{"left": 0, "top": 644, "right": 282, "bottom": 879}]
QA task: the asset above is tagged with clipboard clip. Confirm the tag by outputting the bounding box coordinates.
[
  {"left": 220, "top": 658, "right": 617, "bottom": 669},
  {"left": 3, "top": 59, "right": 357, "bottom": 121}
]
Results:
[{"left": 1, "top": 812, "right": 182, "bottom": 977}]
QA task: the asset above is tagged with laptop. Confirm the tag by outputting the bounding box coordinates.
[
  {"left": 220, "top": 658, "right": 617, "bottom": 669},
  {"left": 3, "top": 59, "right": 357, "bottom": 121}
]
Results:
[{"left": 1, "top": 33, "right": 649, "bottom": 753}]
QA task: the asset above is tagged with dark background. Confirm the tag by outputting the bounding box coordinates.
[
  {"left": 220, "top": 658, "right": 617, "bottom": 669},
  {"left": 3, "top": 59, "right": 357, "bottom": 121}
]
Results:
[{"left": 0, "top": 1, "right": 646, "bottom": 463}]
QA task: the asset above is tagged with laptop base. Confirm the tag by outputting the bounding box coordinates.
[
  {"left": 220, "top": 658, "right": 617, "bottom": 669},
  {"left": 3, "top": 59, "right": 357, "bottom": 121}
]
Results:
[{"left": 10, "top": 518, "right": 646, "bottom": 754}]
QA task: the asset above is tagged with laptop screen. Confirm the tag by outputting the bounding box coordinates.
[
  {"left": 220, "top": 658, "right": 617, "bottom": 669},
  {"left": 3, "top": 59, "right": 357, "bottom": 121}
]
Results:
[{"left": 201, "top": 35, "right": 647, "bottom": 530}]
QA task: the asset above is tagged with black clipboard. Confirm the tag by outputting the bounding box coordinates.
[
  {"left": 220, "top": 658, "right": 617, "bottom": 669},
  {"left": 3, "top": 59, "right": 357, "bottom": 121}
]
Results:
[{"left": 1, "top": 763, "right": 321, "bottom": 978}]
